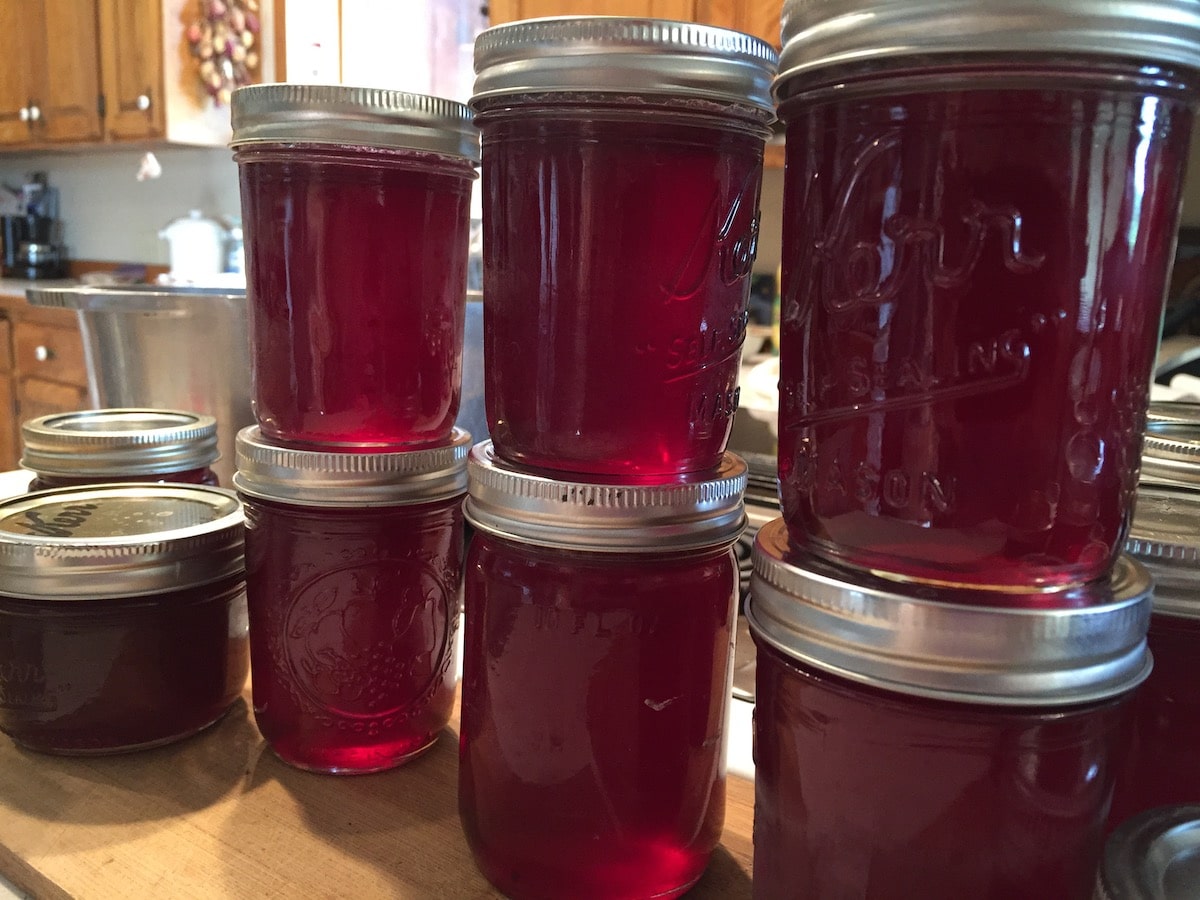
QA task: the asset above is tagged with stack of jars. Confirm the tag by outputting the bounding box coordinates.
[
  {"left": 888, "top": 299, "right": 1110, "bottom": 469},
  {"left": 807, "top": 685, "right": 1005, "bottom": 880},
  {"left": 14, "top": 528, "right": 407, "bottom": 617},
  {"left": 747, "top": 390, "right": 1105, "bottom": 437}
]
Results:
[
  {"left": 748, "top": 2, "right": 1200, "bottom": 899},
  {"left": 227, "top": 84, "right": 479, "bottom": 774},
  {"left": 457, "top": 19, "right": 776, "bottom": 900}
]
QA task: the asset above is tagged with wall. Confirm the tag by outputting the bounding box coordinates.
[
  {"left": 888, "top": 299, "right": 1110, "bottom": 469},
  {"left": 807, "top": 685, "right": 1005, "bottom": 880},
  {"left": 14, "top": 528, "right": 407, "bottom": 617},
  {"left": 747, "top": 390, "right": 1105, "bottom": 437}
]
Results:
[{"left": 1, "top": 118, "right": 1198, "bottom": 270}]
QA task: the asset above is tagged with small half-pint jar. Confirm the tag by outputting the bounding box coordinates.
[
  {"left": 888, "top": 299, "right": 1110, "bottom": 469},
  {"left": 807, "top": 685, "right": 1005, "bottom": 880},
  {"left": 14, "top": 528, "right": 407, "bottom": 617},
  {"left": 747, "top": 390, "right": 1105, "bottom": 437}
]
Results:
[
  {"left": 0, "top": 484, "right": 248, "bottom": 755},
  {"left": 472, "top": 19, "right": 777, "bottom": 476},
  {"left": 749, "top": 518, "right": 1152, "bottom": 900},
  {"left": 773, "top": 0, "right": 1200, "bottom": 590},
  {"left": 1108, "top": 484, "right": 1200, "bottom": 829},
  {"left": 231, "top": 84, "right": 479, "bottom": 448},
  {"left": 460, "top": 444, "right": 746, "bottom": 899},
  {"left": 233, "top": 426, "right": 470, "bottom": 774},
  {"left": 21, "top": 408, "right": 220, "bottom": 490}
]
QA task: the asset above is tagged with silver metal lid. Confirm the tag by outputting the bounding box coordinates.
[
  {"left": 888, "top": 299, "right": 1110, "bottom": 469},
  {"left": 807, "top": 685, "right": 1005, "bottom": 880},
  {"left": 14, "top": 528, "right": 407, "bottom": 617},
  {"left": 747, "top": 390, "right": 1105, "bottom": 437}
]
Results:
[
  {"left": 464, "top": 441, "right": 747, "bottom": 553},
  {"left": 230, "top": 83, "right": 480, "bottom": 162},
  {"left": 233, "top": 425, "right": 470, "bottom": 507},
  {"left": 1126, "top": 484, "right": 1200, "bottom": 619},
  {"left": 776, "top": 0, "right": 1200, "bottom": 93},
  {"left": 1147, "top": 401, "right": 1200, "bottom": 428},
  {"left": 21, "top": 408, "right": 219, "bottom": 477},
  {"left": 748, "top": 518, "right": 1153, "bottom": 706},
  {"left": 1097, "top": 805, "right": 1200, "bottom": 900},
  {"left": 1141, "top": 421, "right": 1200, "bottom": 488},
  {"left": 0, "top": 484, "right": 244, "bottom": 599},
  {"left": 472, "top": 17, "right": 778, "bottom": 117}
]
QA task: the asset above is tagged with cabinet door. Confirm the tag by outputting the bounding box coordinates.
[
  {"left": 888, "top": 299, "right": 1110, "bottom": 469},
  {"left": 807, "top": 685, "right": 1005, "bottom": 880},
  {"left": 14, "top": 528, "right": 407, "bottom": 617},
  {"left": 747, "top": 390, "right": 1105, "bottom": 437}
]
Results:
[
  {"left": 97, "top": 0, "right": 165, "bottom": 139},
  {"left": 0, "top": 370, "right": 15, "bottom": 471},
  {"left": 490, "top": 0, "right": 699, "bottom": 23},
  {"left": 695, "top": 0, "right": 780, "bottom": 46},
  {"left": 0, "top": 4, "right": 42, "bottom": 146},
  {"left": 36, "top": 0, "right": 104, "bottom": 142},
  {"left": 17, "top": 377, "right": 89, "bottom": 427}
]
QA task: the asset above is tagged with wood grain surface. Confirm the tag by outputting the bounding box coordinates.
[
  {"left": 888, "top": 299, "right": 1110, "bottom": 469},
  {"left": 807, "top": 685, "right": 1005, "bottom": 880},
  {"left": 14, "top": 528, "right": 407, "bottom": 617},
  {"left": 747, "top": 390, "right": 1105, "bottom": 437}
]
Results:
[{"left": 0, "top": 688, "right": 754, "bottom": 899}]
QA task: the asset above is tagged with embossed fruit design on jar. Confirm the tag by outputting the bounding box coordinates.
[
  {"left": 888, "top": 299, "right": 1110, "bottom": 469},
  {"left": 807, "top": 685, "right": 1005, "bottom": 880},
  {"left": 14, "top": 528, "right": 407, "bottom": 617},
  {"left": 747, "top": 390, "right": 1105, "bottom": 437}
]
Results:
[
  {"left": 773, "top": 0, "right": 1200, "bottom": 590},
  {"left": 233, "top": 426, "right": 469, "bottom": 773},
  {"left": 749, "top": 518, "right": 1152, "bottom": 900},
  {"left": 231, "top": 84, "right": 479, "bottom": 449},
  {"left": 471, "top": 18, "right": 777, "bottom": 476},
  {"left": 459, "top": 444, "right": 747, "bottom": 899}
]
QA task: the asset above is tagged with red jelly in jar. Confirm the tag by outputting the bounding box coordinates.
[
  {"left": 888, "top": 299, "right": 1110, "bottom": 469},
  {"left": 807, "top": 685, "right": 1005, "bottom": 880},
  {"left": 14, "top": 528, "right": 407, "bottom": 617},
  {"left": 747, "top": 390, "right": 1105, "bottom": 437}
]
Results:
[
  {"left": 1109, "top": 483, "right": 1200, "bottom": 829},
  {"left": 471, "top": 19, "right": 776, "bottom": 476},
  {"left": 0, "top": 484, "right": 248, "bottom": 754},
  {"left": 21, "top": 408, "right": 220, "bottom": 490},
  {"left": 748, "top": 518, "right": 1152, "bottom": 900},
  {"left": 460, "top": 443, "right": 747, "bottom": 899},
  {"left": 231, "top": 84, "right": 478, "bottom": 448},
  {"left": 773, "top": 0, "right": 1200, "bottom": 590},
  {"left": 233, "top": 426, "right": 469, "bottom": 773}
]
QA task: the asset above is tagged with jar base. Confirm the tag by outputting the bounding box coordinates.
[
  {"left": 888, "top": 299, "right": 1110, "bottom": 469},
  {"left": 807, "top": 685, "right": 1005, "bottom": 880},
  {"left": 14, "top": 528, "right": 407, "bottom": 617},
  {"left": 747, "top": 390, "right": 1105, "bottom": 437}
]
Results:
[{"left": 265, "top": 731, "right": 440, "bottom": 775}]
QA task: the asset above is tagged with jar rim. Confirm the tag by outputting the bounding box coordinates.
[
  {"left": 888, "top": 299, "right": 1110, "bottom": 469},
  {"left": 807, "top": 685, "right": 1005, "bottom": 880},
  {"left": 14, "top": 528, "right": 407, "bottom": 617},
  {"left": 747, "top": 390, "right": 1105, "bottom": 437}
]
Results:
[
  {"left": 20, "top": 408, "right": 219, "bottom": 477},
  {"left": 233, "top": 425, "right": 470, "bottom": 507},
  {"left": 1099, "top": 805, "right": 1200, "bottom": 899},
  {"left": 230, "top": 83, "right": 480, "bottom": 163},
  {"left": 775, "top": 0, "right": 1200, "bottom": 94},
  {"left": 0, "top": 484, "right": 244, "bottom": 599},
  {"left": 748, "top": 519, "right": 1153, "bottom": 706},
  {"left": 464, "top": 441, "right": 747, "bottom": 553},
  {"left": 472, "top": 16, "right": 778, "bottom": 118}
]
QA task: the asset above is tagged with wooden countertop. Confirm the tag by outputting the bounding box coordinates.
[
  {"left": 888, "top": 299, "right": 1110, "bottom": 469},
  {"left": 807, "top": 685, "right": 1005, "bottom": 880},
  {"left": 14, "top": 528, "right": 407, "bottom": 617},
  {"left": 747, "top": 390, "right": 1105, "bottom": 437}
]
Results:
[{"left": 0, "top": 687, "right": 754, "bottom": 899}]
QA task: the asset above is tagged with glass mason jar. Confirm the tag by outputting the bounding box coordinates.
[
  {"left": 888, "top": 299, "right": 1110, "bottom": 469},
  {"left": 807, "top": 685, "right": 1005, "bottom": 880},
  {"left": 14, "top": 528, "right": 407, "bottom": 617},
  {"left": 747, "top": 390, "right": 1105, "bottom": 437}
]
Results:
[
  {"left": 460, "top": 443, "right": 746, "bottom": 899},
  {"left": 21, "top": 408, "right": 220, "bottom": 490},
  {"left": 231, "top": 84, "right": 479, "bottom": 448},
  {"left": 0, "top": 484, "right": 247, "bottom": 754},
  {"left": 773, "top": 0, "right": 1200, "bottom": 590},
  {"left": 233, "top": 426, "right": 469, "bottom": 774},
  {"left": 471, "top": 19, "right": 777, "bottom": 476},
  {"left": 1098, "top": 805, "right": 1200, "bottom": 898},
  {"left": 749, "top": 518, "right": 1152, "bottom": 900},
  {"left": 1108, "top": 483, "right": 1200, "bottom": 829}
]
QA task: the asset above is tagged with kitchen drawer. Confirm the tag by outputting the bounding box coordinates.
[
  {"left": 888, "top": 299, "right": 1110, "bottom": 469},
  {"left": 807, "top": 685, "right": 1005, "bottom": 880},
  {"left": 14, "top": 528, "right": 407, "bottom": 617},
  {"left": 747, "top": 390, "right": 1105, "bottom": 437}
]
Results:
[
  {"left": 17, "top": 376, "right": 88, "bottom": 425},
  {"left": 13, "top": 321, "right": 88, "bottom": 387}
]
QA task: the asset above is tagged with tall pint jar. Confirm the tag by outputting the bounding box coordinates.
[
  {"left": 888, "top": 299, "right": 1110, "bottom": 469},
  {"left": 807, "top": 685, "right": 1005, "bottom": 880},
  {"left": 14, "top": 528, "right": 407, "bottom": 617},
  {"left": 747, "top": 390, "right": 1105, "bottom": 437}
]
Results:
[
  {"left": 472, "top": 18, "right": 777, "bottom": 476},
  {"left": 459, "top": 443, "right": 746, "bottom": 898},
  {"left": 773, "top": 0, "right": 1200, "bottom": 590},
  {"left": 231, "top": 85, "right": 479, "bottom": 448}
]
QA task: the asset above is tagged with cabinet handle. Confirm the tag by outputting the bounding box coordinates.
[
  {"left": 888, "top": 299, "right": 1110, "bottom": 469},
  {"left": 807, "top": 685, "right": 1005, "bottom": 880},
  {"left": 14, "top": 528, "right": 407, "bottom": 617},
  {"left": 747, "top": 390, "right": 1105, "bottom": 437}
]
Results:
[
  {"left": 18, "top": 107, "right": 29, "bottom": 122},
  {"left": 28, "top": 105, "right": 41, "bottom": 122},
  {"left": 34, "top": 345, "right": 54, "bottom": 362},
  {"left": 136, "top": 93, "right": 151, "bottom": 111}
]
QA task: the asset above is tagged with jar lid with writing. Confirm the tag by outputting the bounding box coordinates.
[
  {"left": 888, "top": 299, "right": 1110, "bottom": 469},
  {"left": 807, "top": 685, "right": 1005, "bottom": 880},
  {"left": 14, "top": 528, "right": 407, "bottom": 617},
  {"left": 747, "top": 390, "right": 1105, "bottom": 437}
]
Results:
[
  {"left": 1097, "top": 805, "right": 1200, "bottom": 899},
  {"left": 1125, "top": 484, "right": 1200, "bottom": 619},
  {"left": 465, "top": 441, "right": 746, "bottom": 552},
  {"left": 0, "top": 484, "right": 244, "bottom": 599},
  {"left": 775, "top": 0, "right": 1200, "bottom": 95},
  {"left": 472, "top": 17, "right": 778, "bottom": 118},
  {"left": 748, "top": 518, "right": 1152, "bottom": 706},
  {"left": 20, "top": 408, "right": 219, "bottom": 478},
  {"left": 233, "top": 425, "right": 470, "bottom": 507},
  {"left": 230, "top": 84, "right": 480, "bottom": 162}
]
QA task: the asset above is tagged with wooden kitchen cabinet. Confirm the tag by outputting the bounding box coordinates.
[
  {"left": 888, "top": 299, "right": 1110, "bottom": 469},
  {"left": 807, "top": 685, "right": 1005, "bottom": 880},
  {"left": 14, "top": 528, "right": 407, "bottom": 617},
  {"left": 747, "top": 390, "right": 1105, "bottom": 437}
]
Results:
[
  {"left": 488, "top": 0, "right": 781, "bottom": 47},
  {"left": 98, "top": 0, "right": 167, "bottom": 140},
  {"left": 0, "top": 291, "right": 90, "bottom": 471}
]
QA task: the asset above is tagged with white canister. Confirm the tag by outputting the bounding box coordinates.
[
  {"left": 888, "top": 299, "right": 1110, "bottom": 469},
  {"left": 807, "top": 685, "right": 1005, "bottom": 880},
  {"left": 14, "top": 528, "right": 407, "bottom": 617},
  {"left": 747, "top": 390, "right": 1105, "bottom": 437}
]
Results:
[{"left": 159, "top": 210, "right": 227, "bottom": 280}]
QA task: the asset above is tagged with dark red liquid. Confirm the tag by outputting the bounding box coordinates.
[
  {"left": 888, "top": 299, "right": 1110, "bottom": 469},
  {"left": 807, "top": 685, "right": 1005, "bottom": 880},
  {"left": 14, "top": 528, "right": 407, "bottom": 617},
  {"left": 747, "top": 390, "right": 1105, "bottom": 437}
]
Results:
[
  {"left": 459, "top": 534, "right": 737, "bottom": 899},
  {"left": 29, "top": 466, "right": 220, "bottom": 491},
  {"left": 237, "top": 144, "right": 474, "bottom": 447},
  {"left": 753, "top": 637, "right": 1130, "bottom": 900},
  {"left": 242, "top": 496, "right": 462, "bottom": 773},
  {"left": 477, "top": 101, "right": 766, "bottom": 476},
  {"left": 777, "top": 63, "right": 1197, "bottom": 589},
  {"left": 0, "top": 578, "right": 248, "bottom": 754},
  {"left": 1108, "top": 611, "right": 1200, "bottom": 829}
]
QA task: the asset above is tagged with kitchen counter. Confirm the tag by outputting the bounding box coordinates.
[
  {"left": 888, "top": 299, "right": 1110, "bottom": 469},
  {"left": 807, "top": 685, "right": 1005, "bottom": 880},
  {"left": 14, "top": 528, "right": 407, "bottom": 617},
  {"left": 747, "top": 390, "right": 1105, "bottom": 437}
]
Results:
[{"left": 0, "top": 685, "right": 755, "bottom": 899}]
